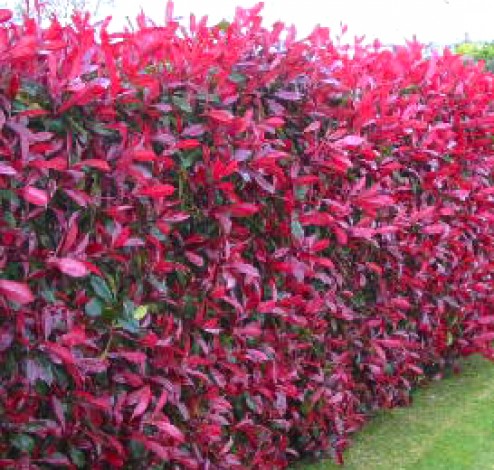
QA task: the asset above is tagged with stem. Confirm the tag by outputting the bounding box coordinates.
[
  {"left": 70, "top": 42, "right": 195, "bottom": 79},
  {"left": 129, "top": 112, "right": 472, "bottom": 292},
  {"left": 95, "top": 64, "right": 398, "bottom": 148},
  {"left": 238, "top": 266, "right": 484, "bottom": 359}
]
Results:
[{"left": 100, "top": 327, "right": 114, "bottom": 359}]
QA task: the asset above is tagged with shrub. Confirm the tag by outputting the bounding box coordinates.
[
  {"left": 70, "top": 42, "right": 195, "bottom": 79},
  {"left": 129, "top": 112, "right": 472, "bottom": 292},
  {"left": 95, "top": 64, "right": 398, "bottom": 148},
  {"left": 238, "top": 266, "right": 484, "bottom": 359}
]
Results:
[{"left": 0, "top": 3, "right": 493, "bottom": 468}]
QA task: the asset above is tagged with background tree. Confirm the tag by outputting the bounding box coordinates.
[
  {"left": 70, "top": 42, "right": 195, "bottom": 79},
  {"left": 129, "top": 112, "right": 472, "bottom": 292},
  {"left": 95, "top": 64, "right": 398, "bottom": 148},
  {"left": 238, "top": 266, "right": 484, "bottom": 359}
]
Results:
[{"left": 1, "top": 0, "right": 114, "bottom": 23}]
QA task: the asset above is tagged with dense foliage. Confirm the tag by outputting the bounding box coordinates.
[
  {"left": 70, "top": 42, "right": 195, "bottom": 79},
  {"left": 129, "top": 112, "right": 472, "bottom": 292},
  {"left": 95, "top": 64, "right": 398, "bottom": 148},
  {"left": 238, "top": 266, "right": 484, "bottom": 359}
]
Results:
[{"left": 0, "top": 3, "right": 493, "bottom": 468}]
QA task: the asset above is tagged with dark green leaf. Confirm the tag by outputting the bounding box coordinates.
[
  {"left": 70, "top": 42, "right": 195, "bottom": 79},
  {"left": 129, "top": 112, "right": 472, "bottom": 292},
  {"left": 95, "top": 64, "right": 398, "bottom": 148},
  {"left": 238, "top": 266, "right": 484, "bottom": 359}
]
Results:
[
  {"left": 291, "top": 219, "right": 304, "bottom": 240},
  {"left": 90, "top": 276, "right": 114, "bottom": 303},
  {"left": 85, "top": 297, "right": 103, "bottom": 317},
  {"left": 69, "top": 447, "right": 86, "bottom": 468},
  {"left": 11, "top": 434, "right": 35, "bottom": 453},
  {"left": 229, "top": 72, "right": 246, "bottom": 83},
  {"left": 172, "top": 96, "right": 192, "bottom": 113}
]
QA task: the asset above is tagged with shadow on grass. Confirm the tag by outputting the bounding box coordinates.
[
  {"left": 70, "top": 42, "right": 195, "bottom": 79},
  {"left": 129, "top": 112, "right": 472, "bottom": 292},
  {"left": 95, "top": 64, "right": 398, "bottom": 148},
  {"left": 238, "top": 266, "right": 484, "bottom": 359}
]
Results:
[{"left": 294, "top": 355, "right": 494, "bottom": 470}]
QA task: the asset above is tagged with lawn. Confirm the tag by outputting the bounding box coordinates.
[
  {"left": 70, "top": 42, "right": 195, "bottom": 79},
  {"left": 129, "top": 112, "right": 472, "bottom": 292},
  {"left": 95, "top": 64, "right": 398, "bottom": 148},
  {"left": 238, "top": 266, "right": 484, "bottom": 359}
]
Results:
[{"left": 296, "top": 355, "right": 494, "bottom": 470}]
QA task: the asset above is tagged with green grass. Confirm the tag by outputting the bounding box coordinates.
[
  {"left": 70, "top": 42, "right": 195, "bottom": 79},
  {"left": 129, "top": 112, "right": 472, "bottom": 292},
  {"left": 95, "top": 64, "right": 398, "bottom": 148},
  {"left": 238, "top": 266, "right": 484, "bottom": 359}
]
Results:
[{"left": 296, "top": 355, "right": 494, "bottom": 470}]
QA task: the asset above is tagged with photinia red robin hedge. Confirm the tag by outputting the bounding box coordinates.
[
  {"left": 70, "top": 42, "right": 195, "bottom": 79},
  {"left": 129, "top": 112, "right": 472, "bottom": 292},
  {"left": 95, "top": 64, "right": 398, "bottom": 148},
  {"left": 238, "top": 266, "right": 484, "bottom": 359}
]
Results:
[{"left": 0, "top": 2, "right": 494, "bottom": 468}]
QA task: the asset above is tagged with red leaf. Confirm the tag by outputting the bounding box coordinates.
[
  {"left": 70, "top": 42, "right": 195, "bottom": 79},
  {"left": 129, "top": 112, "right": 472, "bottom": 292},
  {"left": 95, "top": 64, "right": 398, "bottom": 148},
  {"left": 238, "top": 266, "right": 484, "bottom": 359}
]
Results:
[
  {"left": 423, "top": 224, "right": 445, "bottom": 235},
  {"left": 207, "top": 109, "right": 235, "bottom": 123},
  {"left": 63, "top": 189, "right": 92, "bottom": 207},
  {"left": 349, "top": 227, "right": 375, "bottom": 239},
  {"left": 366, "top": 262, "right": 383, "bottom": 275},
  {"left": 376, "top": 339, "right": 404, "bottom": 349},
  {"left": 152, "top": 421, "right": 185, "bottom": 442},
  {"left": 294, "top": 175, "right": 320, "bottom": 185},
  {"left": 82, "top": 261, "right": 103, "bottom": 277},
  {"left": 144, "top": 440, "right": 170, "bottom": 459},
  {"left": 30, "top": 157, "right": 68, "bottom": 171},
  {"left": 138, "top": 184, "right": 175, "bottom": 198},
  {"left": 337, "top": 135, "right": 365, "bottom": 147},
  {"left": 0, "top": 9, "right": 12, "bottom": 22},
  {"left": 311, "top": 239, "right": 330, "bottom": 252},
  {"left": 114, "top": 226, "right": 131, "bottom": 249},
  {"left": 185, "top": 251, "right": 204, "bottom": 267},
  {"left": 313, "top": 257, "right": 335, "bottom": 269},
  {"left": 51, "top": 396, "right": 65, "bottom": 430},
  {"left": 234, "top": 322, "right": 262, "bottom": 338},
  {"left": 231, "top": 262, "right": 260, "bottom": 277},
  {"left": 130, "top": 385, "right": 152, "bottom": 420},
  {"left": 263, "top": 116, "right": 285, "bottom": 128},
  {"left": 8, "top": 37, "right": 37, "bottom": 59},
  {"left": 390, "top": 298, "right": 411, "bottom": 310},
  {"left": 176, "top": 139, "right": 201, "bottom": 150},
  {"left": 246, "top": 349, "right": 269, "bottom": 362},
  {"left": 0, "top": 280, "right": 34, "bottom": 305},
  {"left": 182, "top": 124, "right": 206, "bottom": 137},
  {"left": 43, "top": 342, "right": 76, "bottom": 366},
  {"left": 59, "top": 213, "right": 79, "bottom": 255},
  {"left": 113, "top": 351, "right": 147, "bottom": 365},
  {"left": 18, "top": 109, "right": 50, "bottom": 118},
  {"left": 303, "top": 121, "right": 321, "bottom": 133},
  {"left": 50, "top": 257, "right": 89, "bottom": 278},
  {"left": 227, "top": 203, "right": 259, "bottom": 217},
  {"left": 212, "top": 160, "right": 238, "bottom": 180},
  {"left": 275, "top": 90, "right": 302, "bottom": 101},
  {"left": 474, "top": 332, "right": 494, "bottom": 343},
  {"left": 299, "top": 212, "right": 334, "bottom": 226},
  {"left": 61, "top": 326, "right": 87, "bottom": 347},
  {"left": 21, "top": 186, "right": 49, "bottom": 206},
  {"left": 37, "top": 456, "right": 71, "bottom": 466},
  {"left": 0, "top": 162, "right": 17, "bottom": 175},
  {"left": 132, "top": 149, "right": 157, "bottom": 161},
  {"left": 75, "top": 391, "right": 112, "bottom": 411},
  {"left": 42, "top": 40, "right": 67, "bottom": 51},
  {"left": 0, "top": 328, "right": 13, "bottom": 352},
  {"left": 73, "top": 159, "right": 111, "bottom": 172}
]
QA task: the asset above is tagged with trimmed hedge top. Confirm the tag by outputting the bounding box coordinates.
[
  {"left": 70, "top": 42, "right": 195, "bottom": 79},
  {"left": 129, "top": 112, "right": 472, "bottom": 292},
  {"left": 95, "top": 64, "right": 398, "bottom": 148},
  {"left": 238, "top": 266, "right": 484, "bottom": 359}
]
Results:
[{"left": 0, "top": 3, "right": 493, "bottom": 468}]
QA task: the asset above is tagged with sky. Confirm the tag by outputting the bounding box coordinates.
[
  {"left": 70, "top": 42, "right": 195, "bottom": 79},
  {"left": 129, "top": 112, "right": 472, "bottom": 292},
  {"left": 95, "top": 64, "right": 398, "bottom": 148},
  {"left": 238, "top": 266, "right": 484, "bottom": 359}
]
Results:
[
  {"left": 98, "top": 0, "right": 494, "bottom": 45},
  {"left": 2, "top": 0, "right": 494, "bottom": 45}
]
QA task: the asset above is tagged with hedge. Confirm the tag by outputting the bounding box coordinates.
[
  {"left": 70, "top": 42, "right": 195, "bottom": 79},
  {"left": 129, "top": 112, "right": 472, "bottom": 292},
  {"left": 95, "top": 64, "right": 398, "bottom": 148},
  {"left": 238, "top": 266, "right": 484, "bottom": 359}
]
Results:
[{"left": 0, "top": 3, "right": 494, "bottom": 468}]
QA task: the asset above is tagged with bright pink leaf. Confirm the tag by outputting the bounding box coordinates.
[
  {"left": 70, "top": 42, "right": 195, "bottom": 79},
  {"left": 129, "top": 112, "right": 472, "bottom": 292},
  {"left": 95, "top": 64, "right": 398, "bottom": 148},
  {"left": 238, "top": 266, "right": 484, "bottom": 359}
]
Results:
[
  {"left": 138, "top": 184, "right": 175, "bottom": 198},
  {"left": 0, "top": 280, "right": 35, "bottom": 305},
  {"left": 21, "top": 186, "right": 49, "bottom": 206},
  {"left": 50, "top": 258, "right": 89, "bottom": 278}
]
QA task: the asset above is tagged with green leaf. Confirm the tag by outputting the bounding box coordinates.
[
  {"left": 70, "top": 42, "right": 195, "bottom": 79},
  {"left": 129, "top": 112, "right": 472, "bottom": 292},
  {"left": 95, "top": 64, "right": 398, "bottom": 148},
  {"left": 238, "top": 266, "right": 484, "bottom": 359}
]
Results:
[
  {"left": 123, "top": 299, "right": 136, "bottom": 318},
  {"left": 133, "top": 305, "right": 149, "bottom": 320},
  {"left": 41, "top": 288, "right": 57, "bottom": 303},
  {"left": 89, "top": 123, "right": 118, "bottom": 137},
  {"left": 118, "top": 318, "right": 140, "bottom": 334},
  {"left": 197, "top": 92, "right": 220, "bottom": 104},
  {"left": 229, "top": 72, "right": 246, "bottom": 83},
  {"left": 3, "top": 211, "right": 16, "bottom": 228},
  {"left": 180, "top": 153, "right": 194, "bottom": 169},
  {"left": 295, "top": 186, "right": 308, "bottom": 201},
  {"left": 69, "top": 447, "right": 86, "bottom": 468},
  {"left": 0, "top": 190, "right": 20, "bottom": 205},
  {"left": 150, "top": 226, "right": 167, "bottom": 242},
  {"left": 11, "top": 434, "right": 35, "bottom": 453},
  {"left": 129, "top": 439, "right": 146, "bottom": 459},
  {"left": 216, "top": 19, "right": 230, "bottom": 31},
  {"left": 245, "top": 394, "right": 257, "bottom": 412},
  {"left": 44, "top": 118, "right": 66, "bottom": 134},
  {"left": 291, "top": 219, "right": 304, "bottom": 241},
  {"left": 85, "top": 297, "right": 103, "bottom": 317},
  {"left": 90, "top": 276, "right": 114, "bottom": 303},
  {"left": 148, "top": 275, "right": 168, "bottom": 294},
  {"left": 172, "top": 95, "right": 192, "bottom": 113}
]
